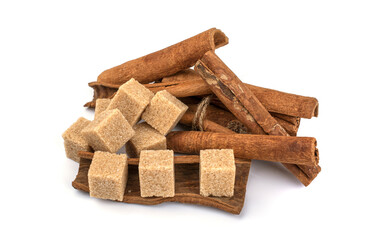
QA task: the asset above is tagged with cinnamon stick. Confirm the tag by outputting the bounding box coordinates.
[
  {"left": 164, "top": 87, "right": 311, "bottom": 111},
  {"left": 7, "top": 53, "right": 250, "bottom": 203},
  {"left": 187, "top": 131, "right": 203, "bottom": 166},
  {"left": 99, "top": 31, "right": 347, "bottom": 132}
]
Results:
[
  {"left": 97, "top": 28, "right": 228, "bottom": 85},
  {"left": 166, "top": 131, "right": 318, "bottom": 167},
  {"left": 162, "top": 69, "right": 196, "bottom": 83},
  {"left": 85, "top": 75, "right": 318, "bottom": 119},
  {"left": 194, "top": 51, "right": 320, "bottom": 185},
  {"left": 163, "top": 69, "right": 318, "bottom": 119}
]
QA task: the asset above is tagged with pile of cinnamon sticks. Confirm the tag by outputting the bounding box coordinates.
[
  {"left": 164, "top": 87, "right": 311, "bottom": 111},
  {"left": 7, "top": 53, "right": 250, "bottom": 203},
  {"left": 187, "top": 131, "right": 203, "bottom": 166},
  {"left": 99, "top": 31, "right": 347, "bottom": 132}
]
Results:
[{"left": 85, "top": 28, "right": 320, "bottom": 188}]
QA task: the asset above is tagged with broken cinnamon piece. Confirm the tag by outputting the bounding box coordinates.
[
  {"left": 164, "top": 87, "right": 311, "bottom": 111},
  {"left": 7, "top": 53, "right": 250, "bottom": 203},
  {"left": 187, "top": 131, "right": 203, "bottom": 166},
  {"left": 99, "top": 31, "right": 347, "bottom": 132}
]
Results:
[
  {"left": 166, "top": 131, "right": 319, "bottom": 167},
  {"left": 194, "top": 51, "right": 320, "bottom": 184},
  {"left": 97, "top": 28, "right": 228, "bottom": 85}
]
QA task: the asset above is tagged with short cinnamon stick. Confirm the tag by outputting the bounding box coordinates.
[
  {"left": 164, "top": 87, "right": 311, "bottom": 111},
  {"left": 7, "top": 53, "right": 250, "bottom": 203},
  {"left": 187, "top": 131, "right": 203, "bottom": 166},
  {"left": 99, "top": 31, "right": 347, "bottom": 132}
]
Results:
[
  {"left": 97, "top": 28, "right": 228, "bottom": 85},
  {"left": 166, "top": 131, "right": 318, "bottom": 167}
]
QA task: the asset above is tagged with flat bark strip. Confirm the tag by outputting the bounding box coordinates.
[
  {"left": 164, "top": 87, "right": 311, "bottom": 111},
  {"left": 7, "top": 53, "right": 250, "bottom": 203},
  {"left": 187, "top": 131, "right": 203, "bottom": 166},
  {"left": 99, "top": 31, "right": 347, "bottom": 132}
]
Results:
[{"left": 72, "top": 156, "right": 251, "bottom": 215}]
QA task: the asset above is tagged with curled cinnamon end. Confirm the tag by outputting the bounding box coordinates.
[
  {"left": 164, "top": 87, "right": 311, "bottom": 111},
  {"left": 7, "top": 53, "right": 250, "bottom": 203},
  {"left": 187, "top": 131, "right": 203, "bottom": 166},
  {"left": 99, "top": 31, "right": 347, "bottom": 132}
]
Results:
[
  {"left": 211, "top": 28, "right": 229, "bottom": 49},
  {"left": 313, "top": 102, "right": 319, "bottom": 117}
]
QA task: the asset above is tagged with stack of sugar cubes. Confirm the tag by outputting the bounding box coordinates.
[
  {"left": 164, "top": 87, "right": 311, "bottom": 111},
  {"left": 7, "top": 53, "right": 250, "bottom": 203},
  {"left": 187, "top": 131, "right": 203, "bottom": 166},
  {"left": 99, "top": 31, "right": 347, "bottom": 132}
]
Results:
[{"left": 62, "top": 78, "right": 236, "bottom": 202}]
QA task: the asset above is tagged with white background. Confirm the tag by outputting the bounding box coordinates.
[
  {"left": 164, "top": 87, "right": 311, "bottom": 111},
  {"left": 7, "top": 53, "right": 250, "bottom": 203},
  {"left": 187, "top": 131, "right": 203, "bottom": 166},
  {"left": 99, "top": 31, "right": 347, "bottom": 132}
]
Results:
[{"left": 1, "top": 1, "right": 373, "bottom": 239}]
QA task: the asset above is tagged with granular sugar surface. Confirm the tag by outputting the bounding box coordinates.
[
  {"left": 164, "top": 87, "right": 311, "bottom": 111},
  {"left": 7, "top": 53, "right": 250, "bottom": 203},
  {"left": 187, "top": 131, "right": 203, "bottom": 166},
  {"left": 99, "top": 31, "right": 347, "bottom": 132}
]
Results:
[
  {"left": 126, "top": 122, "right": 166, "bottom": 157},
  {"left": 94, "top": 98, "right": 111, "bottom": 119},
  {"left": 82, "top": 109, "right": 135, "bottom": 153},
  {"left": 142, "top": 90, "right": 188, "bottom": 135},
  {"left": 88, "top": 151, "right": 128, "bottom": 201},
  {"left": 62, "top": 117, "right": 91, "bottom": 162},
  {"left": 139, "top": 150, "right": 175, "bottom": 197},
  {"left": 106, "top": 78, "right": 154, "bottom": 126},
  {"left": 200, "top": 149, "right": 236, "bottom": 197}
]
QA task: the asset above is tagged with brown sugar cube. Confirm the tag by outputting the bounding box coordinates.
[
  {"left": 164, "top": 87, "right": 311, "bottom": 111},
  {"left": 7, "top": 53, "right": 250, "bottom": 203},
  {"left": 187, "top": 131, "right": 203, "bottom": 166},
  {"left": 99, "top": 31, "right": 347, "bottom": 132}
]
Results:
[
  {"left": 81, "top": 109, "right": 135, "bottom": 153},
  {"left": 139, "top": 150, "right": 175, "bottom": 197},
  {"left": 126, "top": 122, "right": 167, "bottom": 158},
  {"left": 142, "top": 90, "right": 188, "bottom": 135},
  {"left": 94, "top": 98, "right": 111, "bottom": 119},
  {"left": 88, "top": 151, "right": 128, "bottom": 201},
  {"left": 200, "top": 149, "right": 236, "bottom": 197},
  {"left": 62, "top": 117, "right": 91, "bottom": 162},
  {"left": 106, "top": 78, "right": 154, "bottom": 126}
]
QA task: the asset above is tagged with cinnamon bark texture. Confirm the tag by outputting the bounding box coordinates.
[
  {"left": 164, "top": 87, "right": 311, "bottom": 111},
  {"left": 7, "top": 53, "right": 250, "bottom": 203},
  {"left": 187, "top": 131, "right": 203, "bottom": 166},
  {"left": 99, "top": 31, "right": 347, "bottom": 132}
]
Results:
[
  {"left": 181, "top": 101, "right": 299, "bottom": 135},
  {"left": 180, "top": 107, "right": 236, "bottom": 134},
  {"left": 167, "top": 131, "right": 319, "bottom": 167},
  {"left": 195, "top": 51, "right": 289, "bottom": 135},
  {"left": 163, "top": 69, "right": 319, "bottom": 119},
  {"left": 97, "top": 28, "right": 228, "bottom": 85},
  {"left": 73, "top": 153, "right": 251, "bottom": 215},
  {"left": 85, "top": 72, "right": 318, "bottom": 119},
  {"left": 162, "top": 69, "right": 197, "bottom": 83},
  {"left": 194, "top": 51, "right": 320, "bottom": 185}
]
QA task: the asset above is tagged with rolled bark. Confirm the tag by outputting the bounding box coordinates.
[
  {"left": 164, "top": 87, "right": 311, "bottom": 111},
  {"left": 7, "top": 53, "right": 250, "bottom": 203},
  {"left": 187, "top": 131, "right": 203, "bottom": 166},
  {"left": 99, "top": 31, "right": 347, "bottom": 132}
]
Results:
[
  {"left": 163, "top": 69, "right": 319, "bottom": 119},
  {"left": 166, "top": 131, "right": 319, "bottom": 167},
  {"left": 97, "top": 28, "right": 228, "bottom": 85},
  {"left": 85, "top": 72, "right": 318, "bottom": 119},
  {"left": 162, "top": 69, "right": 197, "bottom": 83}
]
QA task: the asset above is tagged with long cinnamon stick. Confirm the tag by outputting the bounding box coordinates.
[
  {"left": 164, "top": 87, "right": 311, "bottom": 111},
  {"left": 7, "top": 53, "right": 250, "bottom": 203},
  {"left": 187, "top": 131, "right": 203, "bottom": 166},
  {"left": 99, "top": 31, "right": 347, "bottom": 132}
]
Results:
[
  {"left": 85, "top": 76, "right": 318, "bottom": 119},
  {"left": 163, "top": 69, "right": 319, "bottom": 119},
  {"left": 166, "top": 131, "right": 318, "bottom": 167},
  {"left": 194, "top": 51, "right": 320, "bottom": 185},
  {"left": 97, "top": 28, "right": 228, "bottom": 85}
]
